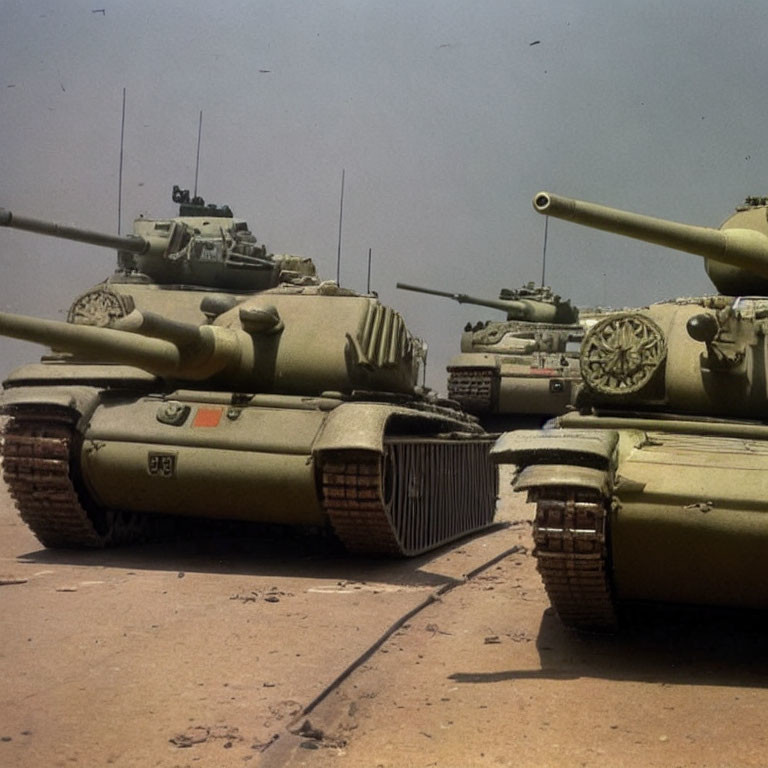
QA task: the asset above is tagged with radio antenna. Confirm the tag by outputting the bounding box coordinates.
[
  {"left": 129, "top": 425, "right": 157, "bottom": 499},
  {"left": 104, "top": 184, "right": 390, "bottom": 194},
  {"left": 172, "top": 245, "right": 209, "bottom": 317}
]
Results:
[
  {"left": 193, "top": 110, "right": 203, "bottom": 198},
  {"left": 366, "top": 247, "right": 372, "bottom": 293},
  {"left": 541, "top": 214, "right": 549, "bottom": 287},
  {"left": 117, "top": 87, "right": 126, "bottom": 234},
  {"left": 336, "top": 168, "right": 345, "bottom": 285}
]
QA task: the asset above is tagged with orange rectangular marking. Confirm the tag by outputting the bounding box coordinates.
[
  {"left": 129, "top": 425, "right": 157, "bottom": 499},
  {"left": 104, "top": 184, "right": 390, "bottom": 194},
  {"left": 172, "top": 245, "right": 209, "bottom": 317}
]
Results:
[{"left": 193, "top": 407, "right": 223, "bottom": 427}]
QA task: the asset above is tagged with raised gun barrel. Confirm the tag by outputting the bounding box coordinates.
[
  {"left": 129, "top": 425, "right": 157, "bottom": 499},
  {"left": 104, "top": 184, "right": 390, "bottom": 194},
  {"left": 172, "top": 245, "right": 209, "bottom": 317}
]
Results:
[
  {"left": 396, "top": 282, "right": 563, "bottom": 322},
  {"left": 532, "top": 191, "right": 768, "bottom": 295},
  {"left": 0, "top": 208, "right": 170, "bottom": 258}
]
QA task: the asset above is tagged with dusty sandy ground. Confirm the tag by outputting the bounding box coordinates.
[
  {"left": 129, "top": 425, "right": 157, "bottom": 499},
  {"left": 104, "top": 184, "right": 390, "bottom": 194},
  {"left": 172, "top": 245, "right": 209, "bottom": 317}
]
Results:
[{"left": 1, "top": 455, "right": 768, "bottom": 768}]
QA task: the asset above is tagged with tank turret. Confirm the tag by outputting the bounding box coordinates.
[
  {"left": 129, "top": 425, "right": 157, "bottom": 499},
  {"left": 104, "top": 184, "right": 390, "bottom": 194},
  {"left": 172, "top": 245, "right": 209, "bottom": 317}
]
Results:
[
  {"left": 533, "top": 191, "right": 768, "bottom": 295},
  {"left": 0, "top": 186, "right": 316, "bottom": 292},
  {"left": 396, "top": 281, "right": 578, "bottom": 323},
  {"left": 0, "top": 287, "right": 423, "bottom": 395},
  {"left": 531, "top": 191, "right": 768, "bottom": 418}
]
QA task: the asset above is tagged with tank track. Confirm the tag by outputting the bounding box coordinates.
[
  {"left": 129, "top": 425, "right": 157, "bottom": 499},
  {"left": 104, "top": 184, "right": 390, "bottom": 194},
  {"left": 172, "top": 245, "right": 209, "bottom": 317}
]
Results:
[
  {"left": 528, "top": 486, "right": 617, "bottom": 630},
  {"left": 447, "top": 368, "right": 494, "bottom": 413},
  {"left": 2, "top": 411, "right": 497, "bottom": 557},
  {"left": 2, "top": 409, "right": 150, "bottom": 548},
  {"left": 321, "top": 438, "right": 497, "bottom": 556}
]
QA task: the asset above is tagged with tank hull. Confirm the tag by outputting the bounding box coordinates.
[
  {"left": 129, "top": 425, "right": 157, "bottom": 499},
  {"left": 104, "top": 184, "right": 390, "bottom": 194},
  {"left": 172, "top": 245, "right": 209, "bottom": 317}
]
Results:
[
  {"left": 447, "top": 351, "right": 579, "bottom": 424},
  {"left": 2, "top": 366, "right": 498, "bottom": 556},
  {"left": 609, "top": 427, "right": 768, "bottom": 607},
  {"left": 492, "top": 414, "right": 768, "bottom": 628}
]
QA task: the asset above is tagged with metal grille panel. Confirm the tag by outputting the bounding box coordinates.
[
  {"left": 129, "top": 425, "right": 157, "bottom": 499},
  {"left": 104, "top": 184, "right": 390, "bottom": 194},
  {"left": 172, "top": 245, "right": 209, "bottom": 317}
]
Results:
[{"left": 322, "top": 438, "right": 497, "bottom": 556}]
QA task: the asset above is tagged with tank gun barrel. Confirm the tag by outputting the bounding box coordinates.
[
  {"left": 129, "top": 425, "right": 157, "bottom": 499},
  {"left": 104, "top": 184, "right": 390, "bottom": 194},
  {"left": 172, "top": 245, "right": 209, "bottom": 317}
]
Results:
[
  {"left": 0, "top": 310, "right": 251, "bottom": 381},
  {"left": 0, "top": 208, "right": 165, "bottom": 257},
  {"left": 532, "top": 192, "right": 768, "bottom": 281},
  {"left": 396, "top": 282, "right": 560, "bottom": 322},
  {"left": 397, "top": 283, "right": 467, "bottom": 302},
  {"left": 398, "top": 282, "right": 530, "bottom": 317},
  {"left": 397, "top": 282, "right": 506, "bottom": 307}
]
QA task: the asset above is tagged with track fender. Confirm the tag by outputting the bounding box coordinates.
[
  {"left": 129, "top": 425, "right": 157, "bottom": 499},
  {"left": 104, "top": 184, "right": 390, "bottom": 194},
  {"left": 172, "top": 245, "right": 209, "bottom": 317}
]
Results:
[
  {"left": 1, "top": 385, "right": 102, "bottom": 428},
  {"left": 491, "top": 428, "right": 618, "bottom": 467},
  {"left": 491, "top": 428, "right": 618, "bottom": 491},
  {"left": 514, "top": 464, "right": 611, "bottom": 494},
  {"left": 312, "top": 402, "right": 469, "bottom": 455}
]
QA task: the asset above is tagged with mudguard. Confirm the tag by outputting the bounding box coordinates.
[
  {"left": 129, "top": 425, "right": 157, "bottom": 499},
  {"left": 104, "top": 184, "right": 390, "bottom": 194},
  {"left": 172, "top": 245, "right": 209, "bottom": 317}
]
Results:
[
  {"left": 514, "top": 463, "right": 611, "bottom": 494},
  {"left": 491, "top": 428, "right": 618, "bottom": 471},
  {"left": 1, "top": 384, "right": 103, "bottom": 428},
  {"left": 2, "top": 364, "right": 159, "bottom": 430},
  {"left": 312, "top": 401, "right": 478, "bottom": 455}
]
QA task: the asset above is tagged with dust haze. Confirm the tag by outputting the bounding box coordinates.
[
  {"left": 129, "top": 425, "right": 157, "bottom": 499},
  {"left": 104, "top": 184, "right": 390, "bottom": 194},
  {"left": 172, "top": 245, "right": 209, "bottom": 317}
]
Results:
[{"left": 1, "top": 0, "right": 765, "bottom": 388}]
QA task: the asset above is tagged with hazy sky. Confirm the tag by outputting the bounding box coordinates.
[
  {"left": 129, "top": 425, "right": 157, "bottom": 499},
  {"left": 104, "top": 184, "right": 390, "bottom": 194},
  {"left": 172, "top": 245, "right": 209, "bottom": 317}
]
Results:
[{"left": 2, "top": 0, "right": 767, "bottom": 389}]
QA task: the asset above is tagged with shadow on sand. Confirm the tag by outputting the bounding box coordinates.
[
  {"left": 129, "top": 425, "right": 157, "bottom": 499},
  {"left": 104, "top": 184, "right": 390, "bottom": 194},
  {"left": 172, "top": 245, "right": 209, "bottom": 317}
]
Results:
[
  {"left": 450, "top": 602, "right": 768, "bottom": 689},
  {"left": 15, "top": 518, "right": 511, "bottom": 589}
]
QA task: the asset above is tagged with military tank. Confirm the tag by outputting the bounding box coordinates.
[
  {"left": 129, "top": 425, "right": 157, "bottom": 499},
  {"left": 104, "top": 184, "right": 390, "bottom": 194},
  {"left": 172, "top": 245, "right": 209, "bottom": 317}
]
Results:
[
  {"left": 397, "top": 281, "right": 583, "bottom": 426},
  {"left": 0, "top": 196, "right": 497, "bottom": 556},
  {"left": 492, "top": 190, "right": 768, "bottom": 629},
  {"left": 1, "top": 186, "right": 317, "bottom": 328}
]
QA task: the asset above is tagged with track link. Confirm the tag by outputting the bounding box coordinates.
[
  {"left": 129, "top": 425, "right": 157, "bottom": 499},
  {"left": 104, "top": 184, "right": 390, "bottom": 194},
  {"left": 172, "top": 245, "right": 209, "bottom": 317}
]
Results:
[
  {"left": 2, "top": 409, "right": 149, "bottom": 548},
  {"left": 529, "top": 486, "right": 617, "bottom": 630},
  {"left": 321, "top": 438, "right": 497, "bottom": 556}
]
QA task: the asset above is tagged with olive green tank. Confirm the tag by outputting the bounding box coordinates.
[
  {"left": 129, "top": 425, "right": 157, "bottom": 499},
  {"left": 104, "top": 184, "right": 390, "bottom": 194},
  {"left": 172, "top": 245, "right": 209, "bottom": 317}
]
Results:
[
  {"left": 492, "top": 191, "right": 768, "bottom": 629},
  {"left": 0, "top": 193, "right": 497, "bottom": 555},
  {"left": 1, "top": 186, "right": 317, "bottom": 328},
  {"left": 397, "top": 281, "right": 583, "bottom": 426}
]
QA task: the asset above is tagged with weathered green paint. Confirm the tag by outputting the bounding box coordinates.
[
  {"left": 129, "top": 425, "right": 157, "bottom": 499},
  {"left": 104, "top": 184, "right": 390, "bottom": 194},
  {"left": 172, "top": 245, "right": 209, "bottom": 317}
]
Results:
[
  {"left": 496, "top": 367, "right": 575, "bottom": 416},
  {"left": 491, "top": 428, "right": 618, "bottom": 468},
  {"left": 492, "top": 191, "right": 768, "bottom": 621},
  {"left": 559, "top": 411, "right": 768, "bottom": 440},
  {"left": 84, "top": 395, "right": 329, "bottom": 454},
  {"left": 0, "top": 191, "right": 495, "bottom": 553},
  {"left": 312, "top": 401, "right": 482, "bottom": 455},
  {"left": 4, "top": 363, "right": 158, "bottom": 386},
  {"left": 0, "top": 194, "right": 316, "bottom": 293},
  {"left": 396, "top": 282, "right": 584, "bottom": 423},
  {"left": 0, "top": 289, "right": 423, "bottom": 395},
  {"left": 81, "top": 441, "right": 325, "bottom": 524},
  {"left": 396, "top": 281, "right": 579, "bottom": 323},
  {"left": 513, "top": 464, "right": 610, "bottom": 494},
  {"left": 611, "top": 428, "right": 768, "bottom": 606},
  {"left": 533, "top": 191, "right": 768, "bottom": 295}
]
